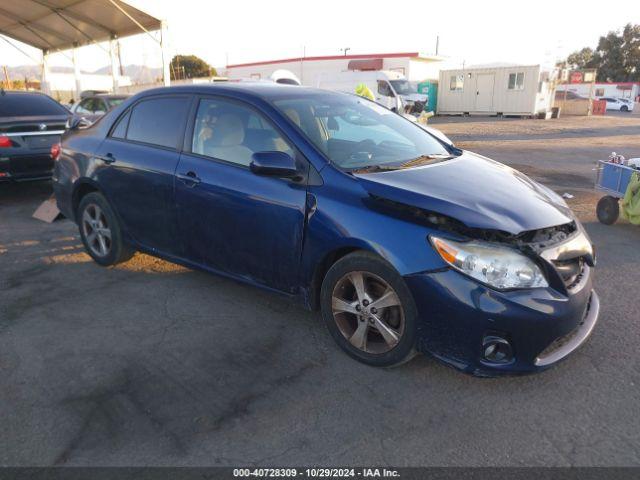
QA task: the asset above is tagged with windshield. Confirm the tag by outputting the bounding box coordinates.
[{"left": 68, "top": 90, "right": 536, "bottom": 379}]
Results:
[
  {"left": 389, "top": 80, "right": 415, "bottom": 95},
  {"left": 273, "top": 93, "right": 452, "bottom": 170}
]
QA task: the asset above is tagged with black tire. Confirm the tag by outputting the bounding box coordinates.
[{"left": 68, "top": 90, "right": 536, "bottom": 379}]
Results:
[
  {"left": 621, "top": 105, "right": 629, "bottom": 112},
  {"left": 77, "top": 192, "right": 134, "bottom": 266},
  {"left": 596, "top": 195, "right": 619, "bottom": 225},
  {"left": 320, "top": 251, "right": 418, "bottom": 367}
]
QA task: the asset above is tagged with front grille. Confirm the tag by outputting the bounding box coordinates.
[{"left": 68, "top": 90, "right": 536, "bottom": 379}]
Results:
[{"left": 553, "top": 257, "right": 585, "bottom": 289}]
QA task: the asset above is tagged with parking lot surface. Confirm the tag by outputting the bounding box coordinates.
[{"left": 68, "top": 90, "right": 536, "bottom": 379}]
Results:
[{"left": 1, "top": 115, "right": 640, "bottom": 466}]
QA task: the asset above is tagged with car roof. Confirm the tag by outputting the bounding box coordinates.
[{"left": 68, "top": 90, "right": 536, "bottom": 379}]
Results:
[
  {"left": 92, "top": 94, "right": 129, "bottom": 99},
  {"left": 1, "top": 90, "right": 52, "bottom": 97},
  {"left": 133, "top": 82, "right": 340, "bottom": 103}
]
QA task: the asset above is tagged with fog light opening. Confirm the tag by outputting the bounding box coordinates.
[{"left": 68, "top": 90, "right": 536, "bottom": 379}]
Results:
[{"left": 482, "top": 335, "right": 513, "bottom": 363}]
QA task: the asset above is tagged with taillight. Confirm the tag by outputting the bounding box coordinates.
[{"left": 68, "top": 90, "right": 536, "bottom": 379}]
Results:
[
  {"left": 50, "top": 142, "right": 61, "bottom": 160},
  {"left": 0, "top": 136, "right": 12, "bottom": 148}
]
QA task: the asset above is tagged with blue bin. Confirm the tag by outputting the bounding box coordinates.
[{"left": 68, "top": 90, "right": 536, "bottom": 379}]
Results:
[{"left": 597, "top": 161, "right": 635, "bottom": 197}]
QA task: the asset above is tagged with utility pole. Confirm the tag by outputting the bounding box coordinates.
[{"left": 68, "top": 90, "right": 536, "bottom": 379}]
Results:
[
  {"left": 340, "top": 47, "right": 351, "bottom": 56},
  {"left": 435, "top": 36, "right": 440, "bottom": 56},
  {"left": 2, "top": 66, "right": 12, "bottom": 89}
]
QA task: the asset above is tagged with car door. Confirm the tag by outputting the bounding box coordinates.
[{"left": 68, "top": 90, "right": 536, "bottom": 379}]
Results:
[
  {"left": 94, "top": 95, "right": 192, "bottom": 255},
  {"left": 174, "top": 96, "right": 308, "bottom": 293}
]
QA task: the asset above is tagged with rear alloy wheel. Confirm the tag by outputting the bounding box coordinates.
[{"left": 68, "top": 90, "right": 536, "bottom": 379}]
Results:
[
  {"left": 82, "top": 203, "right": 111, "bottom": 258},
  {"left": 78, "top": 192, "right": 134, "bottom": 266},
  {"left": 321, "top": 251, "right": 417, "bottom": 367}
]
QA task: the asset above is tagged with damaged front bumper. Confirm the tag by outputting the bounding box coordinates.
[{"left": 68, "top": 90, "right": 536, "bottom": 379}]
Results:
[{"left": 404, "top": 264, "right": 599, "bottom": 376}]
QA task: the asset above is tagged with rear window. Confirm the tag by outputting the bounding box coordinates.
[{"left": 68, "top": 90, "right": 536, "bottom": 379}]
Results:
[
  {"left": 106, "top": 97, "right": 126, "bottom": 109},
  {"left": 126, "top": 97, "right": 190, "bottom": 149},
  {"left": 0, "top": 93, "right": 68, "bottom": 117}
]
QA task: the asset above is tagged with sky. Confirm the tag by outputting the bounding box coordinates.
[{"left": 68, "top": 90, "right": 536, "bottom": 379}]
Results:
[{"left": 2, "top": 0, "right": 640, "bottom": 72}]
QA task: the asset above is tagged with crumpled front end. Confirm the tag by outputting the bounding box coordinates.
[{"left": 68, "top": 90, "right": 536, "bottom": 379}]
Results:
[{"left": 405, "top": 222, "right": 599, "bottom": 376}]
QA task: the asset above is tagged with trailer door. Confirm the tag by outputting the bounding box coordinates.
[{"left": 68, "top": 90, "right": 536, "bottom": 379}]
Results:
[{"left": 475, "top": 74, "right": 495, "bottom": 112}]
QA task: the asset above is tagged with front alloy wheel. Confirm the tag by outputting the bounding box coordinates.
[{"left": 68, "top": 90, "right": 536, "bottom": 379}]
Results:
[
  {"left": 321, "top": 251, "right": 418, "bottom": 367},
  {"left": 331, "top": 271, "right": 405, "bottom": 354}
]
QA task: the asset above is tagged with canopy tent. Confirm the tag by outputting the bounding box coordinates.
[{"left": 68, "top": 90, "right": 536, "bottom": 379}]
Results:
[{"left": 0, "top": 0, "right": 169, "bottom": 97}]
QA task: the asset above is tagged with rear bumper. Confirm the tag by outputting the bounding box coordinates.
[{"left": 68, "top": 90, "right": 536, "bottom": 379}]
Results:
[
  {"left": 405, "top": 267, "right": 598, "bottom": 376},
  {"left": 52, "top": 174, "right": 75, "bottom": 220},
  {"left": 0, "top": 153, "right": 54, "bottom": 181}
]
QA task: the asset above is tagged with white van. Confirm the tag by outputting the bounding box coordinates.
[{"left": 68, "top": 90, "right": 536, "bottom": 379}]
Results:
[{"left": 317, "top": 70, "right": 428, "bottom": 115}]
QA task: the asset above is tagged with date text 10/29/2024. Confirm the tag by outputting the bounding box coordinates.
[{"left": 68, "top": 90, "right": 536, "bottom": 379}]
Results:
[{"left": 233, "top": 468, "right": 401, "bottom": 478}]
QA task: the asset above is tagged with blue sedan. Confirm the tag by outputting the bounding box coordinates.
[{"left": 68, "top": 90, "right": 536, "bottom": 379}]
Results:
[{"left": 52, "top": 83, "right": 599, "bottom": 375}]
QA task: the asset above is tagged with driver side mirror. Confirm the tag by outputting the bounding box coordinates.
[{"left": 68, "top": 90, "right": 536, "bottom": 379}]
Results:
[
  {"left": 250, "top": 151, "right": 301, "bottom": 179},
  {"left": 67, "top": 116, "right": 92, "bottom": 130}
]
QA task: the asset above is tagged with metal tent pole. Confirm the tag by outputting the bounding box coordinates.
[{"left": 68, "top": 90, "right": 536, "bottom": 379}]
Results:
[
  {"left": 160, "top": 20, "right": 170, "bottom": 86},
  {"left": 72, "top": 43, "right": 82, "bottom": 100},
  {"left": 109, "top": 35, "right": 120, "bottom": 93},
  {"left": 41, "top": 49, "right": 51, "bottom": 94}
]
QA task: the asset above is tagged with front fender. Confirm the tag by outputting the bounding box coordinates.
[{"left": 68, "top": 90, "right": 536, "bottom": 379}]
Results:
[{"left": 301, "top": 168, "right": 447, "bottom": 292}]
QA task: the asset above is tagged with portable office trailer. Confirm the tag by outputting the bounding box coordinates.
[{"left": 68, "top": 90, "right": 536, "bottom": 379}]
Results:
[{"left": 437, "top": 65, "right": 554, "bottom": 116}]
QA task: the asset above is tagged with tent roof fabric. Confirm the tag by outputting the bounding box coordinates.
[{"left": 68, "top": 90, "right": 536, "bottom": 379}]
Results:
[{"left": 0, "top": 0, "right": 161, "bottom": 52}]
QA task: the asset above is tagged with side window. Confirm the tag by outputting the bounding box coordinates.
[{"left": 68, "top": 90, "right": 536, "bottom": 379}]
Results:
[
  {"left": 377, "top": 81, "right": 393, "bottom": 97},
  {"left": 110, "top": 109, "right": 131, "bottom": 139},
  {"left": 191, "top": 98, "right": 294, "bottom": 166},
  {"left": 449, "top": 75, "right": 464, "bottom": 91},
  {"left": 126, "top": 97, "right": 190, "bottom": 149},
  {"left": 75, "top": 99, "right": 93, "bottom": 114},
  {"left": 94, "top": 99, "right": 107, "bottom": 114},
  {"left": 508, "top": 72, "right": 525, "bottom": 90}
]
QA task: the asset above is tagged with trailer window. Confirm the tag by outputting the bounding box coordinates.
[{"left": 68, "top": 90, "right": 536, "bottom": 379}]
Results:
[
  {"left": 449, "top": 75, "right": 464, "bottom": 91},
  {"left": 508, "top": 72, "right": 525, "bottom": 90}
]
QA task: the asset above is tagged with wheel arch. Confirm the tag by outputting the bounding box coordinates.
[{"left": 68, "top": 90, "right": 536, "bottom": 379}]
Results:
[
  {"left": 307, "top": 244, "right": 388, "bottom": 311},
  {"left": 71, "top": 178, "right": 102, "bottom": 222}
]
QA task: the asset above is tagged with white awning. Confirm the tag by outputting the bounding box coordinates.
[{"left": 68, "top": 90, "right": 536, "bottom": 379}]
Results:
[{"left": 0, "top": 0, "right": 162, "bottom": 52}]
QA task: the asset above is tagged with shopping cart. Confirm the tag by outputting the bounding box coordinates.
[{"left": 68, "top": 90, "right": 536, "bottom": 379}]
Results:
[{"left": 594, "top": 160, "right": 636, "bottom": 224}]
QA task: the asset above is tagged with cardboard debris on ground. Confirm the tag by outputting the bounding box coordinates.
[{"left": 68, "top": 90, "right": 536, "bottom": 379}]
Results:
[{"left": 33, "top": 195, "right": 61, "bottom": 223}]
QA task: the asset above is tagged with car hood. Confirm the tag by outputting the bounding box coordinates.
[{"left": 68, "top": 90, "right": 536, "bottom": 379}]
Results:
[{"left": 354, "top": 152, "right": 574, "bottom": 235}]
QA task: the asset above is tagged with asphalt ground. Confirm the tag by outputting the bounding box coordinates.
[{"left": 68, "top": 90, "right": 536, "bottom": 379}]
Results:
[{"left": 1, "top": 114, "right": 639, "bottom": 466}]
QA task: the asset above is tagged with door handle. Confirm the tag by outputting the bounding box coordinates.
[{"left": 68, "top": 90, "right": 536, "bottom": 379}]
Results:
[
  {"left": 97, "top": 153, "right": 116, "bottom": 164},
  {"left": 177, "top": 171, "right": 201, "bottom": 186}
]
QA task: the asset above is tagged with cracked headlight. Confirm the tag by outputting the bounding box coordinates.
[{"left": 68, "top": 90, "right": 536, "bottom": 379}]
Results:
[{"left": 430, "top": 236, "right": 548, "bottom": 290}]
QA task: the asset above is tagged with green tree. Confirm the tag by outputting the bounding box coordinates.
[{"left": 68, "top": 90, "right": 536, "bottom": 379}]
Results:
[
  {"left": 566, "top": 47, "right": 595, "bottom": 69},
  {"left": 170, "top": 55, "right": 217, "bottom": 80},
  {"left": 563, "top": 24, "right": 640, "bottom": 82}
]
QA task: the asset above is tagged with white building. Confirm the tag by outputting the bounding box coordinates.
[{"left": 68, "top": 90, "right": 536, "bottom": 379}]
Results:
[
  {"left": 224, "top": 52, "right": 445, "bottom": 86},
  {"left": 557, "top": 82, "right": 640, "bottom": 101},
  {"left": 48, "top": 72, "right": 132, "bottom": 92},
  {"left": 437, "top": 65, "right": 555, "bottom": 116}
]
